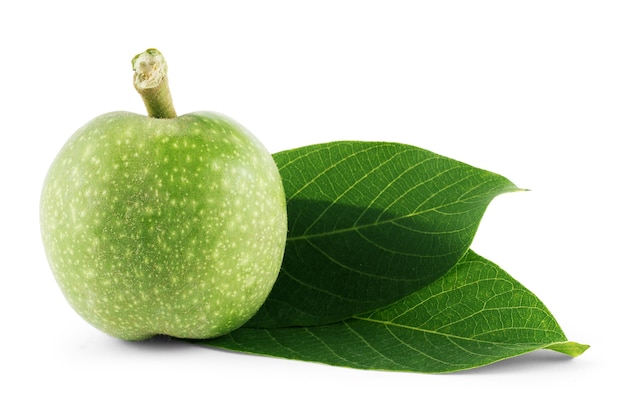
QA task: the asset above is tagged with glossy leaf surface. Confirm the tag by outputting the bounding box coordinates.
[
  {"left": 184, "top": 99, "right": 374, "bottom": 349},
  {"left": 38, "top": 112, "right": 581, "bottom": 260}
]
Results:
[
  {"left": 246, "top": 141, "right": 520, "bottom": 328},
  {"left": 201, "top": 251, "right": 588, "bottom": 373}
]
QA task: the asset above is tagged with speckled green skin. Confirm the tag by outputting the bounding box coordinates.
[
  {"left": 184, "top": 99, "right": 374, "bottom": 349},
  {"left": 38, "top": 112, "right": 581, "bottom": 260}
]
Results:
[{"left": 40, "top": 111, "right": 287, "bottom": 340}]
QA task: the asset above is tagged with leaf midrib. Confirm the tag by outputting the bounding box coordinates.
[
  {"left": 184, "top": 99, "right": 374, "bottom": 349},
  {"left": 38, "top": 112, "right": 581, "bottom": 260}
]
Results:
[
  {"left": 287, "top": 194, "right": 488, "bottom": 242},
  {"left": 353, "top": 316, "right": 566, "bottom": 346}
]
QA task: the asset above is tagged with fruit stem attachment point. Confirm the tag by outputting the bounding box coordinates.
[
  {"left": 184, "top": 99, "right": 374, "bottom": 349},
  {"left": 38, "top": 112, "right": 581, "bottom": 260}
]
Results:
[{"left": 132, "top": 49, "right": 177, "bottom": 119}]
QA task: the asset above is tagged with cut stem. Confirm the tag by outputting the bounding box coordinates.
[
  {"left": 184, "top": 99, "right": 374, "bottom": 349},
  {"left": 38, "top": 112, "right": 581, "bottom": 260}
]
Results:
[{"left": 132, "top": 48, "right": 177, "bottom": 119}]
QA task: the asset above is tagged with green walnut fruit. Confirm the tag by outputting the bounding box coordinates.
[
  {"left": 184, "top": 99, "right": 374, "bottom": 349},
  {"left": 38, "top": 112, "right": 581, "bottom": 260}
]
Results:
[{"left": 40, "top": 49, "right": 287, "bottom": 340}]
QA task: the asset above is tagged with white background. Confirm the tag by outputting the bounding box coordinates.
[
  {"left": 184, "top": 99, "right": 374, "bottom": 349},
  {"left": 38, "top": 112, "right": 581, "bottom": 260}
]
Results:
[{"left": 1, "top": 1, "right": 623, "bottom": 415}]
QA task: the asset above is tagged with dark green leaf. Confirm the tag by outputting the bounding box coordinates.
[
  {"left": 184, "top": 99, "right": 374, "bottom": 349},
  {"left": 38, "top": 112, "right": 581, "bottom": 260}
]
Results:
[
  {"left": 246, "top": 141, "right": 521, "bottom": 328},
  {"left": 198, "top": 251, "right": 588, "bottom": 373}
]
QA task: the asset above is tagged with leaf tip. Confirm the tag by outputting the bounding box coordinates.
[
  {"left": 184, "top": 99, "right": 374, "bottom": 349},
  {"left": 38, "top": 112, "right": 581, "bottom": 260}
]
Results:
[{"left": 545, "top": 341, "right": 590, "bottom": 357}]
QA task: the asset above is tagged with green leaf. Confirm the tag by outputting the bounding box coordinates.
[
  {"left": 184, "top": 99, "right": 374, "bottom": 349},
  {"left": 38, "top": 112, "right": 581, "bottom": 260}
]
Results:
[
  {"left": 246, "top": 141, "right": 521, "bottom": 328},
  {"left": 197, "top": 251, "right": 588, "bottom": 373}
]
